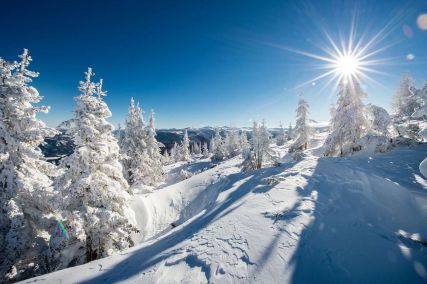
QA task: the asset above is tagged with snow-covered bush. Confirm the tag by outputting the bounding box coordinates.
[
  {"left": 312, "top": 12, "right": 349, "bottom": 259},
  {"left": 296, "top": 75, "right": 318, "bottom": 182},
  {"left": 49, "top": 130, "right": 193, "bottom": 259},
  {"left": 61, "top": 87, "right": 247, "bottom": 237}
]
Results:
[{"left": 180, "top": 169, "right": 193, "bottom": 180}]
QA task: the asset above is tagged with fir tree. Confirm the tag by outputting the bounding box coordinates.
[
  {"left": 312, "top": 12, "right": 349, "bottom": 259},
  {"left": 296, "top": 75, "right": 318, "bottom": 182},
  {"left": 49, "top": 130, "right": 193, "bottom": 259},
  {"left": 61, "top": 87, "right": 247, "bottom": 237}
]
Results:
[
  {"left": 287, "top": 123, "right": 293, "bottom": 140},
  {"left": 324, "top": 79, "right": 368, "bottom": 156},
  {"left": 121, "top": 98, "right": 150, "bottom": 185},
  {"left": 56, "top": 68, "right": 136, "bottom": 264},
  {"left": 144, "top": 110, "right": 165, "bottom": 185},
  {"left": 276, "top": 122, "right": 286, "bottom": 146},
  {"left": 180, "top": 129, "right": 190, "bottom": 161},
  {"left": 290, "top": 96, "right": 312, "bottom": 152},
  {"left": 0, "top": 49, "right": 58, "bottom": 281},
  {"left": 392, "top": 74, "right": 418, "bottom": 120}
]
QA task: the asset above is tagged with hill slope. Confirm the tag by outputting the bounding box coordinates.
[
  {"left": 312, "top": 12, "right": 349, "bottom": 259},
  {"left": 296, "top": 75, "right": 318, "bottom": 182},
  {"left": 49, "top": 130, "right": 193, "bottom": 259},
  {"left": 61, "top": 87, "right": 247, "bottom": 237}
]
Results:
[{"left": 22, "top": 135, "right": 427, "bottom": 283}]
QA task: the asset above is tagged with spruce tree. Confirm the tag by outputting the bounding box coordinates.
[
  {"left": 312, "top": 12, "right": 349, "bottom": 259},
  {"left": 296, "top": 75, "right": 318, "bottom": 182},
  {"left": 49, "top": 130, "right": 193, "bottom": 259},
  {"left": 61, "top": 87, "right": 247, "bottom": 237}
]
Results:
[
  {"left": 0, "top": 49, "right": 58, "bottom": 281},
  {"left": 324, "top": 79, "right": 368, "bottom": 156},
  {"left": 290, "top": 96, "right": 312, "bottom": 152},
  {"left": 56, "top": 68, "right": 136, "bottom": 263}
]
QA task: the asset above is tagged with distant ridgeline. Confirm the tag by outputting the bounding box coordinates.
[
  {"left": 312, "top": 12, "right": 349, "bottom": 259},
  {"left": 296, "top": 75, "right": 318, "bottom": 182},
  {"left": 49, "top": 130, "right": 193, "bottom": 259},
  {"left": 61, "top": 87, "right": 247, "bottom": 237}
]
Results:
[
  {"left": 41, "top": 125, "right": 327, "bottom": 163},
  {"left": 41, "top": 127, "right": 217, "bottom": 163}
]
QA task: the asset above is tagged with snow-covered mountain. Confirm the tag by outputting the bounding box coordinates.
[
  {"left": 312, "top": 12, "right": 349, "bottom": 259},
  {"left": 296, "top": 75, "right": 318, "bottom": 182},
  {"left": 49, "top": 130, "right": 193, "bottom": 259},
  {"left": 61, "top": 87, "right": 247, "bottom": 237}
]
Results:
[{"left": 23, "top": 132, "right": 427, "bottom": 284}]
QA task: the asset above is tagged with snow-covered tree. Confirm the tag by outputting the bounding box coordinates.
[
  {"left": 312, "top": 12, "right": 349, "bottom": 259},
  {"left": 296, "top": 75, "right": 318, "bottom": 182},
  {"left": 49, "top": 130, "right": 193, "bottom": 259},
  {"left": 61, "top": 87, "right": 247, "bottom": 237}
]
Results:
[
  {"left": 56, "top": 68, "right": 136, "bottom": 264},
  {"left": 243, "top": 121, "right": 274, "bottom": 170},
  {"left": 202, "top": 142, "right": 209, "bottom": 158},
  {"left": 324, "top": 79, "right": 368, "bottom": 156},
  {"left": 180, "top": 129, "right": 190, "bottom": 161},
  {"left": 392, "top": 75, "right": 418, "bottom": 120},
  {"left": 144, "top": 110, "right": 165, "bottom": 185},
  {"left": 192, "top": 141, "right": 201, "bottom": 155},
  {"left": 287, "top": 123, "right": 293, "bottom": 140},
  {"left": 120, "top": 98, "right": 150, "bottom": 185},
  {"left": 162, "top": 149, "right": 171, "bottom": 164},
  {"left": 276, "top": 122, "right": 286, "bottom": 146},
  {"left": 412, "top": 82, "right": 427, "bottom": 119},
  {"left": 290, "top": 96, "right": 312, "bottom": 152},
  {"left": 212, "top": 128, "right": 227, "bottom": 161},
  {"left": 225, "top": 127, "right": 240, "bottom": 157},
  {"left": 240, "top": 131, "right": 251, "bottom": 160},
  {"left": 0, "top": 50, "right": 58, "bottom": 282},
  {"left": 170, "top": 142, "right": 180, "bottom": 162},
  {"left": 365, "top": 104, "right": 391, "bottom": 136}
]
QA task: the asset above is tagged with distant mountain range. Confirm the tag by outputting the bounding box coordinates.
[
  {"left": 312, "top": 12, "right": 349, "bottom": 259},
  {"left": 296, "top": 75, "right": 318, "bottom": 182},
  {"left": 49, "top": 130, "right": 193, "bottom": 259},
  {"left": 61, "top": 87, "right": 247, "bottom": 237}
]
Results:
[{"left": 41, "top": 123, "right": 329, "bottom": 161}]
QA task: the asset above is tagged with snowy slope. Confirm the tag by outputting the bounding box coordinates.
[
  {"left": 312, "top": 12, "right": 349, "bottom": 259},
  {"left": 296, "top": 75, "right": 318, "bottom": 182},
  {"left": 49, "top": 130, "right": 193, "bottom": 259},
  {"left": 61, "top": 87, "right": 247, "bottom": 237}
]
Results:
[{"left": 21, "top": 134, "right": 427, "bottom": 284}]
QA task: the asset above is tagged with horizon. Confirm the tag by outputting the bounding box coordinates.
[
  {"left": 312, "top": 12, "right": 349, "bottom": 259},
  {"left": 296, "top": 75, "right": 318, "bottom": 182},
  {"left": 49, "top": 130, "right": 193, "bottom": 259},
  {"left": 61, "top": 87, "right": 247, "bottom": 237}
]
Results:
[{"left": 1, "top": 0, "right": 427, "bottom": 128}]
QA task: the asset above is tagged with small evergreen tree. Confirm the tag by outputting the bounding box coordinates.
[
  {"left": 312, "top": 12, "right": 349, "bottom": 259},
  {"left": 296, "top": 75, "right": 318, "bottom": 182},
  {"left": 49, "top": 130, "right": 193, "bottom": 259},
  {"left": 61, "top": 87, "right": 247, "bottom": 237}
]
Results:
[
  {"left": 276, "top": 122, "right": 286, "bottom": 146},
  {"left": 212, "top": 128, "right": 227, "bottom": 161},
  {"left": 290, "top": 96, "right": 312, "bottom": 152},
  {"left": 287, "top": 123, "right": 293, "bottom": 140},
  {"left": 202, "top": 142, "right": 209, "bottom": 158},
  {"left": 145, "top": 110, "right": 165, "bottom": 185},
  {"left": 180, "top": 129, "right": 190, "bottom": 161}
]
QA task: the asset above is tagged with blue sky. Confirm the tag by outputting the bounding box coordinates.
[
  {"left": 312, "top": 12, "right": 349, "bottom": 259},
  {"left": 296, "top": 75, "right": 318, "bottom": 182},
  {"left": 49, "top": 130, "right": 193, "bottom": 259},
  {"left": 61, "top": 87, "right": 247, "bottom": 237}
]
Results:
[{"left": 1, "top": 0, "right": 427, "bottom": 128}]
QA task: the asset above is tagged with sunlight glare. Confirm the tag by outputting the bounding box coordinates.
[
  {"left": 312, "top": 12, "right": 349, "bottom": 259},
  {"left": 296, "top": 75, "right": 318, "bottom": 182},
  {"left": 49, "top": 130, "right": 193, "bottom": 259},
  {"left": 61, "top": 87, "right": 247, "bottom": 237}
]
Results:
[{"left": 333, "top": 55, "right": 361, "bottom": 77}]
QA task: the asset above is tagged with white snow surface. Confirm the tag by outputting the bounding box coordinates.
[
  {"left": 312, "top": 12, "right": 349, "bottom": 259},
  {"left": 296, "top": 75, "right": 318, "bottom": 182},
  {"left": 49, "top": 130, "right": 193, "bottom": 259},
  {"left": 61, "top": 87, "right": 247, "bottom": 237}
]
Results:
[
  {"left": 420, "top": 157, "right": 427, "bottom": 179},
  {"left": 21, "top": 133, "right": 427, "bottom": 284}
]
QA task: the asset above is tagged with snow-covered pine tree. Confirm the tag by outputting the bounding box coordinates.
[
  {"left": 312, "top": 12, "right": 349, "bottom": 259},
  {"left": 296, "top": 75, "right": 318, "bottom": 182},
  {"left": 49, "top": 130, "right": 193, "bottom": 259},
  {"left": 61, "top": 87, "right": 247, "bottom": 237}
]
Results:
[
  {"left": 225, "top": 127, "right": 240, "bottom": 157},
  {"left": 392, "top": 74, "right": 418, "bottom": 120},
  {"left": 120, "top": 98, "right": 150, "bottom": 185},
  {"left": 145, "top": 110, "right": 165, "bottom": 185},
  {"left": 212, "top": 128, "right": 227, "bottom": 161},
  {"left": 324, "top": 79, "right": 368, "bottom": 156},
  {"left": 170, "top": 142, "right": 180, "bottom": 162},
  {"left": 202, "top": 142, "right": 209, "bottom": 158},
  {"left": 56, "top": 68, "right": 136, "bottom": 264},
  {"left": 162, "top": 149, "right": 171, "bottom": 164},
  {"left": 192, "top": 141, "right": 201, "bottom": 155},
  {"left": 180, "top": 129, "right": 190, "bottom": 161},
  {"left": 276, "top": 122, "right": 286, "bottom": 146},
  {"left": 412, "top": 81, "right": 427, "bottom": 119},
  {"left": 287, "top": 123, "right": 293, "bottom": 140},
  {"left": 290, "top": 96, "right": 312, "bottom": 152},
  {"left": 240, "top": 131, "right": 251, "bottom": 160},
  {"left": 0, "top": 49, "right": 58, "bottom": 282},
  {"left": 209, "top": 135, "right": 216, "bottom": 154}
]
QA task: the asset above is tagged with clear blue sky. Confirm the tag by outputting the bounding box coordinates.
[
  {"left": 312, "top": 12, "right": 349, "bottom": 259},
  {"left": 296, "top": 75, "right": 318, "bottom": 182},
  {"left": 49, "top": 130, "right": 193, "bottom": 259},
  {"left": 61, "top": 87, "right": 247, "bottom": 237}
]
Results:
[{"left": 1, "top": 0, "right": 426, "bottom": 128}]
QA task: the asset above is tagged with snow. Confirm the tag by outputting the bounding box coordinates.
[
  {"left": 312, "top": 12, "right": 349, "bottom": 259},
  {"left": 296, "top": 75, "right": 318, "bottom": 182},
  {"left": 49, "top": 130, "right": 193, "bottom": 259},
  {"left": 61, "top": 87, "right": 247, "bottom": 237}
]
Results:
[
  {"left": 20, "top": 132, "right": 427, "bottom": 283},
  {"left": 420, "top": 157, "right": 427, "bottom": 179}
]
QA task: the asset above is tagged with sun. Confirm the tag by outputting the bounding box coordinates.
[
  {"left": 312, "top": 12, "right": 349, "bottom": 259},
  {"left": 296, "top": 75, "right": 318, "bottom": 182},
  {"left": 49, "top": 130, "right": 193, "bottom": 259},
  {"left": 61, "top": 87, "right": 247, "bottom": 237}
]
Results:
[
  {"left": 333, "top": 54, "right": 361, "bottom": 78},
  {"left": 267, "top": 23, "right": 391, "bottom": 90}
]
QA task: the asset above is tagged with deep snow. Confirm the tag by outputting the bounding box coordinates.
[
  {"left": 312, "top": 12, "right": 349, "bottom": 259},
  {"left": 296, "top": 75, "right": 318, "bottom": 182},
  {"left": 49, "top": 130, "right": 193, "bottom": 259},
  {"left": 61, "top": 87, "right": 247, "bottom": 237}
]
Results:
[{"left": 21, "top": 133, "right": 427, "bottom": 283}]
